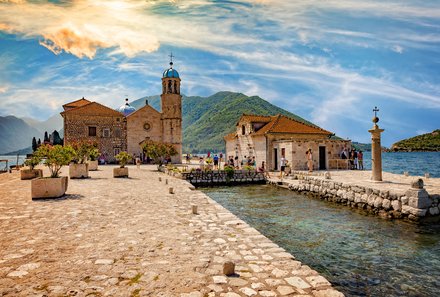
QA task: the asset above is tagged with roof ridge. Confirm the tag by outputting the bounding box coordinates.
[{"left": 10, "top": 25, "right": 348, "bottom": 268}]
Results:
[
  {"left": 278, "top": 114, "right": 332, "bottom": 134},
  {"left": 61, "top": 101, "right": 124, "bottom": 116},
  {"left": 62, "top": 97, "right": 91, "bottom": 107}
]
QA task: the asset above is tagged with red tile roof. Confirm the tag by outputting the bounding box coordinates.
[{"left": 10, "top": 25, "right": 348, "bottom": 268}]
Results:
[{"left": 62, "top": 98, "right": 91, "bottom": 111}]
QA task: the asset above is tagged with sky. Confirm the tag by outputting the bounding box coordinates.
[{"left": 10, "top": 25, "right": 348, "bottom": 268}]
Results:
[{"left": 0, "top": 0, "right": 439, "bottom": 146}]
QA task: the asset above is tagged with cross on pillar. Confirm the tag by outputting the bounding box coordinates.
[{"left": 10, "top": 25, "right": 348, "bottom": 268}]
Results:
[
  {"left": 169, "top": 52, "right": 175, "bottom": 63},
  {"left": 373, "top": 106, "right": 379, "bottom": 117}
]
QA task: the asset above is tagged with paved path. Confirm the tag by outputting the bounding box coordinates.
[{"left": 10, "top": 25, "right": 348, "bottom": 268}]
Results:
[{"left": 0, "top": 165, "right": 342, "bottom": 297}]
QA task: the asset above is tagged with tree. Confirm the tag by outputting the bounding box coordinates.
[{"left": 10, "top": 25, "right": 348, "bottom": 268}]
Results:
[
  {"left": 32, "top": 137, "right": 37, "bottom": 152},
  {"left": 52, "top": 130, "right": 63, "bottom": 145},
  {"left": 44, "top": 131, "right": 49, "bottom": 143},
  {"left": 141, "top": 140, "right": 178, "bottom": 169},
  {"left": 35, "top": 144, "right": 75, "bottom": 178},
  {"left": 37, "top": 138, "right": 41, "bottom": 147}
]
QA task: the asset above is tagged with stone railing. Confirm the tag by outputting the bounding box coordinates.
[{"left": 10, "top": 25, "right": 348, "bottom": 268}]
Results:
[
  {"left": 271, "top": 173, "right": 440, "bottom": 222},
  {"left": 179, "top": 170, "right": 266, "bottom": 187}
]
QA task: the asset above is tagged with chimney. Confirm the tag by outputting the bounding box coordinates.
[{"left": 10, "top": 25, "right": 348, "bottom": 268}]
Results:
[{"left": 145, "top": 99, "right": 149, "bottom": 105}]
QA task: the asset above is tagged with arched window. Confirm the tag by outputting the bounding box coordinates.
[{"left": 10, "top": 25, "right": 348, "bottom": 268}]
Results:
[
  {"left": 242, "top": 125, "right": 246, "bottom": 135},
  {"left": 174, "top": 81, "right": 177, "bottom": 94},
  {"left": 168, "top": 80, "right": 172, "bottom": 93}
]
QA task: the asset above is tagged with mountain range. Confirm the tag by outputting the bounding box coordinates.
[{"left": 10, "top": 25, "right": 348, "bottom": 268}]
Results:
[{"left": 1, "top": 91, "right": 317, "bottom": 154}]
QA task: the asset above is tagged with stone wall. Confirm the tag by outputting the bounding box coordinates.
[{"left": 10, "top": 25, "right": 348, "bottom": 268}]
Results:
[
  {"left": 273, "top": 139, "right": 351, "bottom": 171},
  {"left": 64, "top": 114, "right": 127, "bottom": 163},
  {"left": 273, "top": 172, "right": 440, "bottom": 222},
  {"left": 126, "top": 105, "right": 162, "bottom": 157}
]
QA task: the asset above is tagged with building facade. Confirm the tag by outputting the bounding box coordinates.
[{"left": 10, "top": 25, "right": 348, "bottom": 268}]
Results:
[
  {"left": 225, "top": 114, "right": 351, "bottom": 171},
  {"left": 61, "top": 62, "right": 183, "bottom": 163}
]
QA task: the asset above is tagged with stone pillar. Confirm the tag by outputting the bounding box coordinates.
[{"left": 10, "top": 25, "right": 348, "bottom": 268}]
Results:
[{"left": 368, "top": 115, "right": 384, "bottom": 182}]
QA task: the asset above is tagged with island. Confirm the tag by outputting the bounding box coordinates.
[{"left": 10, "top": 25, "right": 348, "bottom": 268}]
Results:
[{"left": 391, "top": 129, "right": 440, "bottom": 152}]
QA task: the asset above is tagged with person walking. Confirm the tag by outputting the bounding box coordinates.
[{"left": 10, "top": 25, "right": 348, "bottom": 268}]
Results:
[
  {"left": 353, "top": 149, "right": 358, "bottom": 170},
  {"left": 213, "top": 154, "right": 219, "bottom": 170},
  {"left": 358, "top": 150, "right": 364, "bottom": 170},
  {"left": 306, "top": 149, "right": 313, "bottom": 172},
  {"left": 279, "top": 155, "right": 286, "bottom": 179}
]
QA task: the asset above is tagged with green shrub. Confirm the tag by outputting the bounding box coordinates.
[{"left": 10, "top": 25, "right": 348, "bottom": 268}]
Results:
[{"left": 115, "top": 152, "right": 132, "bottom": 168}]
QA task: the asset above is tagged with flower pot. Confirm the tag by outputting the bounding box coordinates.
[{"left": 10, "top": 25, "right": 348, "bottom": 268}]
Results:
[
  {"left": 20, "top": 169, "right": 43, "bottom": 180},
  {"left": 113, "top": 167, "right": 128, "bottom": 178},
  {"left": 88, "top": 160, "right": 98, "bottom": 171},
  {"left": 31, "top": 176, "right": 68, "bottom": 199},
  {"left": 69, "top": 163, "right": 89, "bottom": 179}
]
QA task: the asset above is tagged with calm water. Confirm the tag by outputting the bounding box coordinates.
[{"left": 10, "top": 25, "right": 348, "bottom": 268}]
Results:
[
  {"left": 361, "top": 151, "right": 440, "bottom": 178},
  {"left": 0, "top": 155, "right": 26, "bottom": 169},
  {"left": 202, "top": 185, "right": 440, "bottom": 297}
]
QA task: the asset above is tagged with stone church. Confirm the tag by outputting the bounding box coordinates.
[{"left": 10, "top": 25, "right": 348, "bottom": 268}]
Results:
[
  {"left": 225, "top": 114, "right": 351, "bottom": 171},
  {"left": 61, "top": 61, "right": 182, "bottom": 163}
]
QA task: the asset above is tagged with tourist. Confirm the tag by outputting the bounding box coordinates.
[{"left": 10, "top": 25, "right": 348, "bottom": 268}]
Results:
[
  {"left": 353, "top": 149, "right": 358, "bottom": 170},
  {"left": 341, "top": 148, "right": 347, "bottom": 159},
  {"left": 199, "top": 157, "right": 204, "bottom": 170},
  {"left": 349, "top": 149, "right": 354, "bottom": 170},
  {"left": 219, "top": 152, "right": 223, "bottom": 164},
  {"left": 213, "top": 154, "right": 219, "bottom": 170},
  {"left": 280, "top": 155, "right": 286, "bottom": 179},
  {"left": 358, "top": 150, "right": 364, "bottom": 170},
  {"left": 135, "top": 156, "right": 141, "bottom": 169},
  {"left": 185, "top": 153, "right": 191, "bottom": 164},
  {"left": 306, "top": 149, "right": 313, "bottom": 172},
  {"left": 252, "top": 156, "right": 256, "bottom": 169},
  {"left": 284, "top": 160, "right": 291, "bottom": 176},
  {"left": 258, "top": 161, "right": 270, "bottom": 178}
]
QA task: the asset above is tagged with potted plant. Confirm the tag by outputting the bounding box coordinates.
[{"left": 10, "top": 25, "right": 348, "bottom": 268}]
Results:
[
  {"left": 114, "top": 151, "right": 132, "bottom": 178},
  {"left": 69, "top": 140, "right": 95, "bottom": 178},
  {"left": 20, "top": 155, "right": 43, "bottom": 180},
  {"left": 31, "top": 144, "right": 75, "bottom": 199},
  {"left": 87, "top": 148, "right": 100, "bottom": 171}
]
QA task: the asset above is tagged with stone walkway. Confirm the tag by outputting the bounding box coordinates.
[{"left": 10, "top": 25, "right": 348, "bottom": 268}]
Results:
[{"left": 0, "top": 165, "right": 342, "bottom": 297}]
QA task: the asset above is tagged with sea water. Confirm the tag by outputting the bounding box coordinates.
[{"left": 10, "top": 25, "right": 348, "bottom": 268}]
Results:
[{"left": 202, "top": 185, "right": 440, "bottom": 297}]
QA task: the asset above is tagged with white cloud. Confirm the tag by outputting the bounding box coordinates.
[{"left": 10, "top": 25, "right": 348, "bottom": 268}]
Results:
[{"left": 391, "top": 45, "right": 404, "bottom": 54}]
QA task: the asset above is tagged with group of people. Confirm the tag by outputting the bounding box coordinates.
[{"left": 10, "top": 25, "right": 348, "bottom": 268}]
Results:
[
  {"left": 226, "top": 155, "right": 257, "bottom": 169},
  {"left": 340, "top": 148, "right": 364, "bottom": 170}
]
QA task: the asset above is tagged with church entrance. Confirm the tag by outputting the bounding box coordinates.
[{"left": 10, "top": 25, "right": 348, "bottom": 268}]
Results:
[{"left": 319, "top": 146, "right": 326, "bottom": 170}]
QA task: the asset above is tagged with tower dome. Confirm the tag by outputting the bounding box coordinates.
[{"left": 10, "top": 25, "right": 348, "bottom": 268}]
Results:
[
  {"left": 117, "top": 98, "right": 136, "bottom": 116},
  {"left": 163, "top": 62, "right": 179, "bottom": 78}
]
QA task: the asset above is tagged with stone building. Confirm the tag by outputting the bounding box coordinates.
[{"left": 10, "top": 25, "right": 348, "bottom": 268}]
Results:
[
  {"left": 61, "top": 62, "right": 182, "bottom": 163},
  {"left": 224, "top": 114, "right": 351, "bottom": 171}
]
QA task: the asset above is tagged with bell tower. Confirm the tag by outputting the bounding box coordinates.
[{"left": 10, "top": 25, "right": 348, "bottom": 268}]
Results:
[{"left": 161, "top": 54, "right": 182, "bottom": 163}]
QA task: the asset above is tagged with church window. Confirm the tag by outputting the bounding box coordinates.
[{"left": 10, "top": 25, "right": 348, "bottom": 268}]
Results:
[
  {"left": 88, "top": 126, "right": 97, "bottom": 137},
  {"left": 168, "top": 80, "right": 172, "bottom": 93},
  {"left": 102, "top": 128, "right": 110, "bottom": 138},
  {"left": 143, "top": 122, "right": 151, "bottom": 131},
  {"left": 114, "top": 127, "right": 122, "bottom": 138},
  {"left": 174, "top": 81, "right": 177, "bottom": 94},
  {"left": 242, "top": 125, "right": 246, "bottom": 135}
]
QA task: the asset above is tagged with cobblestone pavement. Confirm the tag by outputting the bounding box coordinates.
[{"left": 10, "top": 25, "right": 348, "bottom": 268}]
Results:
[
  {"left": 278, "top": 170, "right": 440, "bottom": 196},
  {"left": 0, "top": 165, "right": 343, "bottom": 297}
]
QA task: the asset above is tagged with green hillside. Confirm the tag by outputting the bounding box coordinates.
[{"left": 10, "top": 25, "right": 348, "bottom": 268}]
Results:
[
  {"left": 0, "top": 116, "right": 41, "bottom": 154},
  {"left": 391, "top": 130, "right": 440, "bottom": 152},
  {"left": 131, "top": 91, "right": 316, "bottom": 153}
]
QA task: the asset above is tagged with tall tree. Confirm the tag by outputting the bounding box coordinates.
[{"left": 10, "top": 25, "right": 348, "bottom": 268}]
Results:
[
  {"left": 37, "top": 138, "right": 41, "bottom": 147},
  {"left": 52, "top": 130, "right": 63, "bottom": 145},
  {"left": 32, "top": 137, "right": 37, "bottom": 152},
  {"left": 44, "top": 131, "right": 49, "bottom": 143}
]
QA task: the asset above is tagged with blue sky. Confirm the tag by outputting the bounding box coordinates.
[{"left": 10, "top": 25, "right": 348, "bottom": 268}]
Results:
[{"left": 0, "top": 0, "right": 439, "bottom": 146}]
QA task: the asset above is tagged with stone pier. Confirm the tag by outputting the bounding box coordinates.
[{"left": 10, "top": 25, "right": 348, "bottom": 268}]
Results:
[
  {"left": 269, "top": 170, "right": 440, "bottom": 222},
  {"left": 0, "top": 165, "right": 342, "bottom": 296}
]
